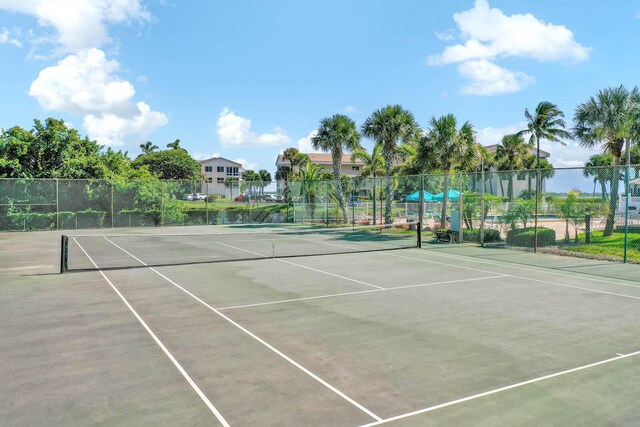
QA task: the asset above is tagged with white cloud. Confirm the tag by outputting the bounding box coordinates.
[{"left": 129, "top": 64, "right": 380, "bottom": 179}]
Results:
[
  {"left": 428, "top": 0, "right": 590, "bottom": 96},
  {"left": 343, "top": 105, "right": 358, "bottom": 114},
  {"left": 297, "top": 130, "right": 324, "bottom": 153},
  {"left": 0, "top": 27, "right": 21, "bottom": 47},
  {"left": 476, "top": 122, "right": 526, "bottom": 146},
  {"left": 435, "top": 30, "right": 455, "bottom": 41},
  {"left": 192, "top": 152, "right": 220, "bottom": 161},
  {"left": 83, "top": 102, "right": 168, "bottom": 146},
  {"left": 0, "top": 0, "right": 150, "bottom": 54},
  {"left": 29, "top": 48, "right": 167, "bottom": 146},
  {"left": 458, "top": 60, "right": 534, "bottom": 96},
  {"left": 235, "top": 158, "right": 258, "bottom": 171},
  {"left": 216, "top": 107, "right": 291, "bottom": 147}
]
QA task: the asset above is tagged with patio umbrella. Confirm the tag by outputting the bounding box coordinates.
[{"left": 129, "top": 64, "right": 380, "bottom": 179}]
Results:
[
  {"left": 405, "top": 191, "right": 434, "bottom": 202},
  {"left": 433, "top": 189, "right": 460, "bottom": 202}
]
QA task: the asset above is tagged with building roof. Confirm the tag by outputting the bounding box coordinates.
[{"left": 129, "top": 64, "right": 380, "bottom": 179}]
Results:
[
  {"left": 483, "top": 144, "right": 550, "bottom": 158},
  {"left": 276, "top": 152, "right": 365, "bottom": 166},
  {"left": 198, "top": 156, "right": 242, "bottom": 166}
]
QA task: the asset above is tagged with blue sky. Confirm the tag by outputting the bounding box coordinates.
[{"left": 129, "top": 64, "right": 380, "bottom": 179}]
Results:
[{"left": 1, "top": 0, "right": 640, "bottom": 181}]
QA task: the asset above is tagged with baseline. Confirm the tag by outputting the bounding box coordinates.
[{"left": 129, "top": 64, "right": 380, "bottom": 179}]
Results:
[{"left": 359, "top": 349, "right": 640, "bottom": 426}]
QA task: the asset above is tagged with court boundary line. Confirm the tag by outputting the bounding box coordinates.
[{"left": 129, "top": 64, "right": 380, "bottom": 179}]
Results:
[
  {"left": 103, "top": 237, "right": 383, "bottom": 422},
  {"left": 272, "top": 233, "right": 640, "bottom": 302},
  {"left": 71, "top": 238, "right": 230, "bottom": 427},
  {"left": 214, "top": 241, "right": 386, "bottom": 290},
  {"left": 359, "top": 349, "right": 640, "bottom": 426},
  {"left": 384, "top": 252, "right": 640, "bottom": 303},
  {"left": 409, "top": 247, "right": 640, "bottom": 289},
  {"left": 217, "top": 275, "right": 507, "bottom": 311}
]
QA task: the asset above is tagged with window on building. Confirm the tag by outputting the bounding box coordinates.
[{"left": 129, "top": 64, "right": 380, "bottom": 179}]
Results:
[
  {"left": 226, "top": 166, "right": 239, "bottom": 176},
  {"left": 207, "top": 177, "right": 213, "bottom": 183},
  {"left": 204, "top": 166, "right": 213, "bottom": 172},
  {"left": 352, "top": 166, "right": 360, "bottom": 171},
  {"left": 217, "top": 177, "right": 224, "bottom": 183},
  {"left": 516, "top": 172, "right": 527, "bottom": 181},
  {"left": 217, "top": 166, "right": 224, "bottom": 173}
]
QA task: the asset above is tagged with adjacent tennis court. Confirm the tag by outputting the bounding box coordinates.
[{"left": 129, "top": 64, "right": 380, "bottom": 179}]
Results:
[{"left": 2, "top": 225, "right": 640, "bottom": 426}]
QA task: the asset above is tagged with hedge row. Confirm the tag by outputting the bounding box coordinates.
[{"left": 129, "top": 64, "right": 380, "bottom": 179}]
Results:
[
  {"left": 506, "top": 227, "right": 556, "bottom": 247},
  {"left": 0, "top": 205, "right": 289, "bottom": 230},
  {"left": 462, "top": 228, "right": 502, "bottom": 244}
]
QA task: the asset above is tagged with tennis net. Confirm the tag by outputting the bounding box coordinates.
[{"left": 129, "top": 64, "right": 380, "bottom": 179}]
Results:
[{"left": 60, "top": 223, "right": 420, "bottom": 272}]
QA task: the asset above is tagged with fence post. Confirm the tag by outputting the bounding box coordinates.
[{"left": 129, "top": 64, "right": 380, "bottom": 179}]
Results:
[
  {"left": 624, "top": 163, "right": 630, "bottom": 263},
  {"left": 418, "top": 175, "right": 424, "bottom": 230},
  {"left": 325, "top": 181, "right": 329, "bottom": 226},
  {"left": 480, "top": 168, "right": 485, "bottom": 247},
  {"left": 533, "top": 168, "right": 541, "bottom": 253},
  {"left": 55, "top": 179, "right": 59, "bottom": 230},
  {"left": 458, "top": 172, "right": 464, "bottom": 243},
  {"left": 373, "top": 178, "right": 377, "bottom": 225},
  {"left": 110, "top": 181, "right": 114, "bottom": 228},
  {"left": 160, "top": 182, "right": 164, "bottom": 227}
]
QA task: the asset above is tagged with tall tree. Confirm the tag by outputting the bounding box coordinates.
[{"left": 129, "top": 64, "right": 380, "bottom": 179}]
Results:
[
  {"left": 292, "top": 162, "right": 332, "bottom": 221},
  {"left": 351, "top": 145, "right": 385, "bottom": 225},
  {"left": 132, "top": 149, "right": 201, "bottom": 180},
  {"left": 574, "top": 86, "right": 640, "bottom": 236},
  {"left": 242, "top": 170, "right": 260, "bottom": 196},
  {"left": 166, "top": 139, "right": 184, "bottom": 151},
  {"left": 139, "top": 141, "right": 159, "bottom": 155},
  {"left": 312, "top": 114, "right": 361, "bottom": 223},
  {"left": 518, "top": 102, "right": 571, "bottom": 169},
  {"left": 361, "top": 105, "right": 420, "bottom": 224},
  {"left": 257, "top": 169, "right": 272, "bottom": 195},
  {"left": 583, "top": 153, "right": 615, "bottom": 199},
  {"left": 418, "top": 114, "right": 478, "bottom": 228},
  {"left": 495, "top": 134, "right": 531, "bottom": 201}
]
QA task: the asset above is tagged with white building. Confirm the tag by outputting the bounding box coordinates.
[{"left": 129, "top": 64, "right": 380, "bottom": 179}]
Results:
[
  {"left": 199, "top": 157, "right": 244, "bottom": 197},
  {"left": 275, "top": 153, "right": 366, "bottom": 178}
]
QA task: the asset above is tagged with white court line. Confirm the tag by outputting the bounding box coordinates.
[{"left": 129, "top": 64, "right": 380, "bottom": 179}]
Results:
[
  {"left": 214, "top": 240, "right": 386, "bottom": 290},
  {"left": 217, "top": 275, "right": 507, "bottom": 311},
  {"left": 383, "top": 252, "right": 640, "bottom": 303},
  {"left": 73, "top": 238, "right": 230, "bottom": 427},
  {"left": 104, "top": 237, "right": 382, "bottom": 422},
  {"left": 275, "top": 233, "right": 640, "bottom": 302},
  {"left": 409, "top": 247, "right": 640, "bottom": 289},
  {"left": 359, "top": 349, "right": 640, "bottom": 426}
]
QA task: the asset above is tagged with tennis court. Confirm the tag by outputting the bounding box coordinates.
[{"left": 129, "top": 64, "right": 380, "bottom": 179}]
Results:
[{"left": 2, "top": 224, "right": 640, "bottom": 426}]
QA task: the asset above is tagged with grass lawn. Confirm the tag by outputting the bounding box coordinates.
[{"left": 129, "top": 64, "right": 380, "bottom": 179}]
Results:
[{"left": 564, "top": 230, "right": 640, "bottom": 262}]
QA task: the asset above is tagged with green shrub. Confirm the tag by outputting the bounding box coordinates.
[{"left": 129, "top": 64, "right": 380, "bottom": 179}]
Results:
[
  {"left": 506, "top": 227, "right": 556, "bottom": 247},
  {"left": 462, "top": 228, "right": 501, "bottom": 243}
]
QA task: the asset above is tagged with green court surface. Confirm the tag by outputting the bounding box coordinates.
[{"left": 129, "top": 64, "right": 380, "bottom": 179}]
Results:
[{"left": 2, "top": 225, "right": 640, "bottom": 426}]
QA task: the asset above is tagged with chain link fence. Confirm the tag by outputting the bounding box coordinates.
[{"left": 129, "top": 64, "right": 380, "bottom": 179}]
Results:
[{"left": 2, "top": 166, "right": 640, "bottom": 280}]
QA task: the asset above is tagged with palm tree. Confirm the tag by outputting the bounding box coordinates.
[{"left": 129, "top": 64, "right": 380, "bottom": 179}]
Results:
[
  {"left": 574, "top": 86, "right": 640, "bottom": 236},
  {"left": 292, "top": 162, "right": 331, "bottom": 221},
  {"left": 518, "top": 101, "right": 571, "bottom": 246},
  {"left": 242, "top": 170, "right": 260, "bottom": 198},
  {"left": 361, "top": 105, "right": 420, "bottom": 224},
  {"left": 166, "top": 139, "right": 184, "bottom": 151},
  {"left": 224, "top": 177, "right": 239, "bottom": 199},
  {"left": 139, "top": 141, "right": 158, "bottom": 155},
  {"left": 418, "top": 114, "right": 478, "bottom": 228},
  {"left": 351, "top": 145, "right": 386, "bottom": 224},
  {"left": 495, "top": 134, "right": 531, "bottom": 201},
  {"left": 312, "top": 114, "right": 361, "bottom": 223},
  {"left": 583, "top": 153, "right": 615, "bottom": 199},
  {"left": 258, "top": 169, "right": 271, "bottom": 195},
  {"left": 276, "top": 148, "right": 309, "bottom": 204},
  {"left": 518, "top": 102, "right": 571, "bottom": 168}
]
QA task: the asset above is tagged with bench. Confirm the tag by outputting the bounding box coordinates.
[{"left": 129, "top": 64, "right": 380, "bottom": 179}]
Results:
[{"left": 435, "top": 230, "right": 455, "bottom": 243}]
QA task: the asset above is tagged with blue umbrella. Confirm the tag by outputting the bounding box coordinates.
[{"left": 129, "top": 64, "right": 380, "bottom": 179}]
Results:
[
  {"left": 405, "top": 191, "right": 434, "bottom": 202},
  {"left": 433, "top": 189, "right": 460, "bottom": 201}
]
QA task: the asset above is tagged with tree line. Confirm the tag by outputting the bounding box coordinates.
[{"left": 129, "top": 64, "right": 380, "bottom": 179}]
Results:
[
  {"left": 274, "top": 85, "right": 640, "bottom": 236},
  {"left": 0, "top": 118, "right": 202, "bottom": 181}
]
